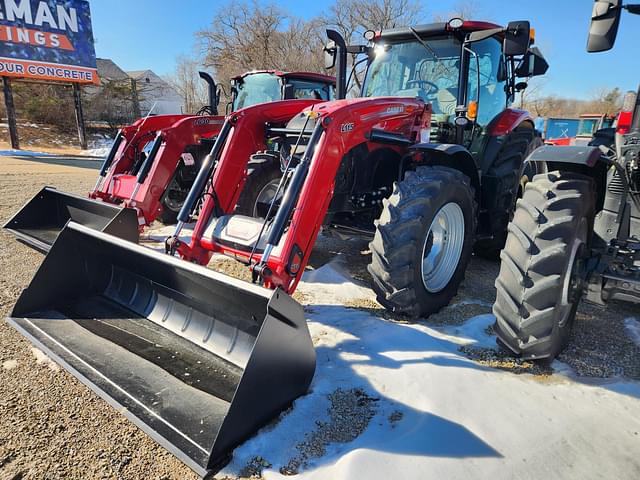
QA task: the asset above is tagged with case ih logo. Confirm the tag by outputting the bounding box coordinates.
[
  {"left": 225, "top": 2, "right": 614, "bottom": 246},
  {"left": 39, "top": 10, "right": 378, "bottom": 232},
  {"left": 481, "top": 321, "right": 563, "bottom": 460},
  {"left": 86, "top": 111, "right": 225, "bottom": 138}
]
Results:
[
  {"left": 340, "top": 122, "right": 355, "bottom": 133},
  {"left": 0, "top": 0, "right": 98, "bottom": 84},
  {"left": 386, "top": 105, "right": 404, "bottom": 115}
]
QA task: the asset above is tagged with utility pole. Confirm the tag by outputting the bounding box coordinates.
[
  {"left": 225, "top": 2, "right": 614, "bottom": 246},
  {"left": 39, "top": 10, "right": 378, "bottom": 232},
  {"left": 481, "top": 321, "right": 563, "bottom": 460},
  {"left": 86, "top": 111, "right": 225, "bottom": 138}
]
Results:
[
  {"left": 130, "top": 78, "right": 141, "bottom": 118},
  {"left": 72, "top": 83, "right": 88, "bottom": 150},
  {"left": 3, "top": 77, "right": 19, "bottom": 149}
]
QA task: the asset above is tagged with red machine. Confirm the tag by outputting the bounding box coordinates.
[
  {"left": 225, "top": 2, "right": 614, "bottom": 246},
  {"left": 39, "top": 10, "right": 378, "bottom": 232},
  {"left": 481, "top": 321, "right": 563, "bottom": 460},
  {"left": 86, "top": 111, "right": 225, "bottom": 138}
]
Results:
[
  {"left": 5, "top": 70, "right": 335, "bottom": 251},
  {"left": 8, "top": 20, "right": 547, "bottom": 475}
]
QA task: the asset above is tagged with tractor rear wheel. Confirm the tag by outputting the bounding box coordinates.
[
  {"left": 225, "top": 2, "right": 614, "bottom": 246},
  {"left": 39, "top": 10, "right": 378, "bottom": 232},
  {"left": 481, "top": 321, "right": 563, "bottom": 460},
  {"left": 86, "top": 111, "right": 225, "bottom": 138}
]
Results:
[
  {"left": 368, "top": 166, "right": 477, "bottom": 318},
  {"left": 493, "top": 171, "right": 596, "bottom": 361},
  {"left": 235, "top": 161, "right": 283, "bottom": 218},
  {"left": 475, "top": 125, "right": 543, "bottom": 259}
]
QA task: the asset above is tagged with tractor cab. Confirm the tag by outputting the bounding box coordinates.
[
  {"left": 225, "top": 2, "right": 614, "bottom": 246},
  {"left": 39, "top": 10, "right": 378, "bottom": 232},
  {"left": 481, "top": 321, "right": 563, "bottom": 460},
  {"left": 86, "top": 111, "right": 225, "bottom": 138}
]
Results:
[
  {"left": 355, "top": 20, "right": 548, "bottom": 152},
  {"left": 230, "top": 70, "right": 335, "bottom": 112}
]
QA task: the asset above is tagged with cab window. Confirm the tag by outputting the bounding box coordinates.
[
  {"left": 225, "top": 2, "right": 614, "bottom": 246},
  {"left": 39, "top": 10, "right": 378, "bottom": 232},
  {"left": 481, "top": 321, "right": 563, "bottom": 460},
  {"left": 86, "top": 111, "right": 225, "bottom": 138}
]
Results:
[
  {"left": 288, "top": 79, "right": 334, "bottom": 101},
  {"left": 467, "top": 38, "right": 507, "bottom": 126}
]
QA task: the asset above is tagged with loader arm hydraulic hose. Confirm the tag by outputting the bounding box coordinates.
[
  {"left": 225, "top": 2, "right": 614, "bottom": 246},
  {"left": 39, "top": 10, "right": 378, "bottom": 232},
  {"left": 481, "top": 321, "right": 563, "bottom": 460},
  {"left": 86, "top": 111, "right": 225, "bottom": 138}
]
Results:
[{"left": 257, "top": 122, "right": 324, "bottom": 270}]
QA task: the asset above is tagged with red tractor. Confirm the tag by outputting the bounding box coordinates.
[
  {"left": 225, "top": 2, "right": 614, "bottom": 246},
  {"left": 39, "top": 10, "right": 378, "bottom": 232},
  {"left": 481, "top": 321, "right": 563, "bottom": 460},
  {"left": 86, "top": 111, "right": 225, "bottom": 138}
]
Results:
[
  {"left": 167, "top": 21, "right": 548, "bottom": 315},
  {"left": 4, "top": 70, "right": 335, "bottom": 251},
  {"left": 9, "top": 20, "right": 548, "bottom": 476}
]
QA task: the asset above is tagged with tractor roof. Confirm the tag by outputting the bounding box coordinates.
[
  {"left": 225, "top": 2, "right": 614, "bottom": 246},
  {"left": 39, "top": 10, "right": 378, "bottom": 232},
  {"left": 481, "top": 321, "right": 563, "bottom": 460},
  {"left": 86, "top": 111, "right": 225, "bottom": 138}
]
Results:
[
  {"left": 233, "top": 70, "right": 335, "bottom": 85},
  {"left": 377, "top": 20, "right": 502, "bottom": 42}
]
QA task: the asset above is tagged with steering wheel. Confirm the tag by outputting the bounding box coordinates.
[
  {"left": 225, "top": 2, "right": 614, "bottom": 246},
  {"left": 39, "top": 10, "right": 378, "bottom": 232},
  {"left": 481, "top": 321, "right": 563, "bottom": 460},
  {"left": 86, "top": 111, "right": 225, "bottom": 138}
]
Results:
[{"left": 406, "top": 79, "right": 439, "bottom": 95}]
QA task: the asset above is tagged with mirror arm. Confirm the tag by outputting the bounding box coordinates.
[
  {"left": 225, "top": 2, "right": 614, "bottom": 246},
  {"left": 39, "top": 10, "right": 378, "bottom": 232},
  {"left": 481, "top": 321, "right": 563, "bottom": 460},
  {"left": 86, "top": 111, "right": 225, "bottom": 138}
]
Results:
[
  {"left": 625, "top": 3, "right": 640, "bottom": 14},
  {"left": 346, "top": 45, "right": 368, "bottom": 54}
]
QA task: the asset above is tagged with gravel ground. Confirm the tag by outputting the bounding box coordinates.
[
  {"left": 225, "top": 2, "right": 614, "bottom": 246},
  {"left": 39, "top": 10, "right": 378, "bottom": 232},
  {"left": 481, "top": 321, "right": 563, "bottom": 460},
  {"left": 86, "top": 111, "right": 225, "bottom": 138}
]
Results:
[
  {"left": 1, "top": 155, "right": 638, "bottom": 479},
  {"left": 0, "top": 157, "right": 196, "bottom": 480}
]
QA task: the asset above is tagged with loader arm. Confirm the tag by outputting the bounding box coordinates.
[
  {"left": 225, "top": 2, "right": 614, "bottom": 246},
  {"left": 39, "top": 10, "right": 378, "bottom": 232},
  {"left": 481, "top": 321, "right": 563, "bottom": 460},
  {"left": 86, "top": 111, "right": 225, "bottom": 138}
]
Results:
[
  {"left": 95, "top": 115, "right": 225, "bottom": 227},
  {"left": 92, "top": 114, "right": 192, "bottom": 193},
  {"left": 181, "top": 97, "right": 430, "bottom": 292}
]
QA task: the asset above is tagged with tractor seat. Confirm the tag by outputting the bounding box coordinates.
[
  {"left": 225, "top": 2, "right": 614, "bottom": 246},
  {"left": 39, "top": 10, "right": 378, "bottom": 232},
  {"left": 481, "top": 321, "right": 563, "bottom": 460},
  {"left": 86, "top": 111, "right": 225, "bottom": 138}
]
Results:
[{"left": 201, "top": 214, "right": 272, "bottom": 254}]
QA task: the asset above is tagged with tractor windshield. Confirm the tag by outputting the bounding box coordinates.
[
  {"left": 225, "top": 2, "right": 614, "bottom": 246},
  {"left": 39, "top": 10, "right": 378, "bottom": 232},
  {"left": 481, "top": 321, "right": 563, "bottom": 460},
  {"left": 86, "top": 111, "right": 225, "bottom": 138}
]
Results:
[
  {"left": 232, "top": 73, "right": 282, "bottom": 110},
  {"left": 362, "top": 37, "right": 462, "bottom": 115},
  {"left": 577, "top": 118, "right": 601, "bottom": 136}
]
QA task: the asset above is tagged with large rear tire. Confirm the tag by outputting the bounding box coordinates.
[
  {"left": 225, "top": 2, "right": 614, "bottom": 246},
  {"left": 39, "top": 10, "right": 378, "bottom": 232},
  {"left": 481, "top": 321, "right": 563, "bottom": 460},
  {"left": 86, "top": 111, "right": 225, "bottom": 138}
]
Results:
[
  {"left": 493, "top": 171, "right": 596, "bottom": 360},
  {"left": 475, "top": 125, "right": 543, "bottom": 259},
  {"left": 368, "top": 166, "right": 477, "bottom": 318}
]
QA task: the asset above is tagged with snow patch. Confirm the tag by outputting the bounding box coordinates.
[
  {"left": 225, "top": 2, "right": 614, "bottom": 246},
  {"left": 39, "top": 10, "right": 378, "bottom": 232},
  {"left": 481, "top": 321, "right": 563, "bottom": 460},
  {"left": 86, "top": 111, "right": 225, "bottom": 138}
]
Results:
[
  {"left": 436, "top": 312, "right": 497, "bottom": 348},
  {"left": 85, "top": 135, "right": 114, "bottom": 158},
  {"left": 31, "top": 348, "right": 60, "bottom": 372},
  {"left": 299, "top": 258, "right": 375, "bottom": 304},
  {"left": 2, "top": 359, "right": 18, "bottom": 370},
  {"left": 218, "top": 263, "right": 640, "bottom": 479},
  {"left": 0, "top": 149, "right": 57, "bottom": 157},
  {"left": 624, "top": 318, "right": 640, "bottom": 347}
]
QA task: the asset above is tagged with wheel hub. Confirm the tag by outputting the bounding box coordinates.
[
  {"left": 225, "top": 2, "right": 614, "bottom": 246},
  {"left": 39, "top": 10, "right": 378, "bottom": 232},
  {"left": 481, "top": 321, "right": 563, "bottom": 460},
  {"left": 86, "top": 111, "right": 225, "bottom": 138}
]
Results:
[{"left": 421, "top": 202, "right": 465, "bottom": 293}]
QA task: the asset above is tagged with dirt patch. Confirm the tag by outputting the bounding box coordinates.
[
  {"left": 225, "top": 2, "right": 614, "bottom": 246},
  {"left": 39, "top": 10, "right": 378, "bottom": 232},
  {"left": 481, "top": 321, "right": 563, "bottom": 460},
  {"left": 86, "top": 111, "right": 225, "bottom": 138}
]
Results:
[
  {"left": 460, "top": 344, "right": 553, "bottom": 376},
  {"left": 279, "top": 388, "right": 378, "bottom": 475},
  {"left": 558, "top": 303, "right": 640, "bottom": 379}
]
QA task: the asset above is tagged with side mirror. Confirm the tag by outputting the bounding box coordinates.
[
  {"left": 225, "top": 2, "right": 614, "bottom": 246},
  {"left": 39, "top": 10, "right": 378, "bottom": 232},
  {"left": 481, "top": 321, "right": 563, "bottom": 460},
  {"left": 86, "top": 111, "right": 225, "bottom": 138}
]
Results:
[
  {"left": 503, "top": 20, "right": 530, "bottom": 56},
  {"left": 515, "top": 47, "right": 549, "bottom": 77},
  {"left": 324, "top": 40, "right": 337, "bottom": 69},
  {"left": 587, "top": 0, "right": 622, "bottom": 52}
]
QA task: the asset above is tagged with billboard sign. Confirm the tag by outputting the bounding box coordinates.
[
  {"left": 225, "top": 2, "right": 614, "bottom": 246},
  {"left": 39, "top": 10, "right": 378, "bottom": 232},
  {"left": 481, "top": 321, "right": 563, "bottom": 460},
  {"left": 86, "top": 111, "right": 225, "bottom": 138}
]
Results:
[{"left": 0, "top": 0, "right": 98, "bottom": 84}]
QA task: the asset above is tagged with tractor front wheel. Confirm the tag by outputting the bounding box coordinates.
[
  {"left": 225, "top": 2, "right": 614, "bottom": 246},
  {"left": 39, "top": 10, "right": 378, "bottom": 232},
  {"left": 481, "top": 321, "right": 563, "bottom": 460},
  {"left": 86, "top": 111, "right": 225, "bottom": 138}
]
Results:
[
  {"left": 235, "top": 162, "right": 283, "bottom": 218},
  {"left": 368, "top": 166, "right": 477, "bottom": 318},
  {"left": 493, "top": 171, "right": 596, "bottom": 361}
]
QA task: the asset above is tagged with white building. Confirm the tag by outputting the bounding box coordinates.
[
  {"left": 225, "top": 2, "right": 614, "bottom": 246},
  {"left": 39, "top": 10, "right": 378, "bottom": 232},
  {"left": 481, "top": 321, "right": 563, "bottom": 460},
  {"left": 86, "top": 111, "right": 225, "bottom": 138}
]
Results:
[{"left": 126, "top": 69, "right": 184, "bottom": 116}]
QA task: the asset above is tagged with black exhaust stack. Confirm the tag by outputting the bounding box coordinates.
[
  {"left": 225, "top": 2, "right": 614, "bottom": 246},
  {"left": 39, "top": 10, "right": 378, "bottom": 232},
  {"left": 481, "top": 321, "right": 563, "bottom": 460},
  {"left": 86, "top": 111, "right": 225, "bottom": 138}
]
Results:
[
  {"left": 199, "top": 71, "right": 219, "bottom": 116},
  {"left": 326, "top": 30, "right": 347, "bottom": 100}
]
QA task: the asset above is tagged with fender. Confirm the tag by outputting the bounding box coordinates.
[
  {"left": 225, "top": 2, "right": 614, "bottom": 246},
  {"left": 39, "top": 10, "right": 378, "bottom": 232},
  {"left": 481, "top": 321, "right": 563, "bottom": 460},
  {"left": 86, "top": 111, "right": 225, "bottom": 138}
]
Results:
[
  {"left": 410, "top": 143, "right": 481, "bottom": 201},
  {"left": 479, "top": 109, "right": 535, "bottom": 172},
  {"left": 526, "top": 145, "right": 602, "bottom": 167},
  {"left": 488, "top": 108, "right": 533, "bottom": 136}
]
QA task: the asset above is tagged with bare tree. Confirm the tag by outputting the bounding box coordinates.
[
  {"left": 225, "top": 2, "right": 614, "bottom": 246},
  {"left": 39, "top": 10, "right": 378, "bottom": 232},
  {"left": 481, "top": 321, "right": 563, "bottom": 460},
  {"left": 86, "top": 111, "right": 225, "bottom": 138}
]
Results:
[
  {"left": 166, "top": 55, "right": 209, "bottom": 114},
  {"left": 197, "top": 1, "right": 326, "bottom": 102},
  {"left": 323, "top": 0, "right": 425, "bottom": 91},
  {"left": 433, "top": 0, "right": 484, "bottom": 22}
]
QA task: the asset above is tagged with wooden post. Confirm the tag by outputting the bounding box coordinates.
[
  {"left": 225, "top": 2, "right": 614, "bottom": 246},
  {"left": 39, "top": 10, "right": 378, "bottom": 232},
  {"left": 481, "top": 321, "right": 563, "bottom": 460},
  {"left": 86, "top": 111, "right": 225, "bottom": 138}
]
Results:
[
  {"left": 3, "top": 77, "right": 19, "bottom": 149},
  {"left": 72, "top": 83, "right": 87, "bottom": 150},
  {"left": 130, "top": 78, "right": 141, "bottom": 118}
]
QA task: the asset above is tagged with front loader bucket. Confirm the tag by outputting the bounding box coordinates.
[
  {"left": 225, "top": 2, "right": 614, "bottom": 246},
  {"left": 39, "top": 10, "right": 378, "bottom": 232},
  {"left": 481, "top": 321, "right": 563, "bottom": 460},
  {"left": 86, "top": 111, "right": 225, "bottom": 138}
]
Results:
[
  {"left": 8, "top": 222, "right": 315, "bottom": 476},
  {"left": 3, "top": 187, "right": 139, "bottom": 252}
]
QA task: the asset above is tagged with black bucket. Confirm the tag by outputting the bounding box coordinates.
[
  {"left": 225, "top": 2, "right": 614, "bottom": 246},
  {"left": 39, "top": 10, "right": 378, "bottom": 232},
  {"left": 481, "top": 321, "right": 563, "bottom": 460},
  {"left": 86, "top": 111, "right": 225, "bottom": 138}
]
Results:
[
  {"left": 3, "top": 187, "right": 139, "bottom": 252},
  {"left": 8, "top": 222, "right": 315, "bottom": 476}
]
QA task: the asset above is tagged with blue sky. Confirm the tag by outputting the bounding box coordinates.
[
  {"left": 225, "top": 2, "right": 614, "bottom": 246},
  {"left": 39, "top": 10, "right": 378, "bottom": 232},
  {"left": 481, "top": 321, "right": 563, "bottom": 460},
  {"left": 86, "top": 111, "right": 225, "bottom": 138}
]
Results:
[{"left": 89, "top": 0, "right": 639, "bottom": 99}]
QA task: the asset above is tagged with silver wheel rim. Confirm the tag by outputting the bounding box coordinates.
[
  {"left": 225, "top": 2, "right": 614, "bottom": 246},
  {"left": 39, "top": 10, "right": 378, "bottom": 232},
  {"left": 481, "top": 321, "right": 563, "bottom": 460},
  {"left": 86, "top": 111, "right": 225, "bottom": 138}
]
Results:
[
  {"left": 253, "top": 179, "right": 281, "bottom": 218},
  {"left": 421, "top": 202, "right": 465, "bottom": 293},
  {"left": 164, "top": 178, "right": 184, "bottom": 212},
  {"left": 559, "top": 218, "right": 588, "bottom": 326}
]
